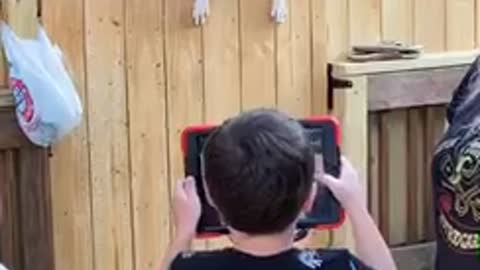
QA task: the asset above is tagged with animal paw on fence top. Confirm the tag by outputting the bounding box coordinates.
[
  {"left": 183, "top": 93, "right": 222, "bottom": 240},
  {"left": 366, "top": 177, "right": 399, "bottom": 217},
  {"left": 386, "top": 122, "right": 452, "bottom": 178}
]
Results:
[
  {"left": 271, "top": 0, "right": 288, "bottom": 24},
  {"left": 193, "top": 0, "right": 209, "bottom": 26}
]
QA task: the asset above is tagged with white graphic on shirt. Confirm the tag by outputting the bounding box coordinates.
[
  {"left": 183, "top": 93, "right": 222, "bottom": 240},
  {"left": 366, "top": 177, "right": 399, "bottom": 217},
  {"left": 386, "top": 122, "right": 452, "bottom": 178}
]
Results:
[{"left": 298, "top": 251, "right": 323, "bottom": 269}]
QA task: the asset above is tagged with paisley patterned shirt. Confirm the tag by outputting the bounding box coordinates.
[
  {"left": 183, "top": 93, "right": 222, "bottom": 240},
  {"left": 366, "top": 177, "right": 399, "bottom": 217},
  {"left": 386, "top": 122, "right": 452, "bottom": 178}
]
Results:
[{"left": 432, "top": 55, "right": 480, "bottom": 269}]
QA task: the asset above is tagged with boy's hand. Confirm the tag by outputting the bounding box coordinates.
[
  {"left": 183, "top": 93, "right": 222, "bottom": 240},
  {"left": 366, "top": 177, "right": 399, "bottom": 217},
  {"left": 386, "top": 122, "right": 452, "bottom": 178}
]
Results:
[
  {"left": 316, "top": 156, "right": 365, "bottom": 213},
  {"left": 173, "top": 177, "right": 201, "bottom": 240}
]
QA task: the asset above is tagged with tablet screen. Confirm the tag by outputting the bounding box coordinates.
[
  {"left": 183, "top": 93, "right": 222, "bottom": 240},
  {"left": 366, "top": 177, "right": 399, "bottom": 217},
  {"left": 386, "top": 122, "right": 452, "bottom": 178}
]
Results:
[{"left": 184, "top": 120, "right": 342, "bottom": 235}]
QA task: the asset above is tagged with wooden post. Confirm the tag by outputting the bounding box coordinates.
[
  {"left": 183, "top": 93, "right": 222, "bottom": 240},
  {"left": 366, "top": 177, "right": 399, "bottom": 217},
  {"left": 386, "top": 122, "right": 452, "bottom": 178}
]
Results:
[
  {"left": 0, "top": 1, "right": 55, "bottom": 270},
  {"left": 330, "top": 74, "right": 369, "bottom": 252}
]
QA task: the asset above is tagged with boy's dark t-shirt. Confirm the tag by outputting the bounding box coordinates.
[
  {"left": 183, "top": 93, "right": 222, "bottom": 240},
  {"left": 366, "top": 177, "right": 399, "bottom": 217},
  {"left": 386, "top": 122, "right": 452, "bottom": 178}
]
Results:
[
  {"left": 431, "top": 56, "right": 480, "bottom": 270},
  {"left": 171, "top": 248, "right": 374, "bottom": 270}
]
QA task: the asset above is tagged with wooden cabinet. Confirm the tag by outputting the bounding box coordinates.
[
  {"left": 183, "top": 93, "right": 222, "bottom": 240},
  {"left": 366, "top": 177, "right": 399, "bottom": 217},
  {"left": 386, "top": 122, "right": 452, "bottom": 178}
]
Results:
[{"left": 0, "top": 103, "right": 55, "bottom": 270}]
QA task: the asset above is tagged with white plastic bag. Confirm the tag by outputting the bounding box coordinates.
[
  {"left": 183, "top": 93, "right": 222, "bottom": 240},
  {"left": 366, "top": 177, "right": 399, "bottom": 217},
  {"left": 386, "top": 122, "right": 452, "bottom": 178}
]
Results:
[{"left": 1, "top": 22, "right": 83, "bottom": 147}]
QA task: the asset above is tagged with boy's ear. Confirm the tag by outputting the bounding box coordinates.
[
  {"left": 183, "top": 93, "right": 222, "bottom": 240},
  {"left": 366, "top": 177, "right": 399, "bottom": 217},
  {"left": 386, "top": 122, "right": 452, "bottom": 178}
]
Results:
[{"left": 302, "top": 181, "right": 318, "bottom": 213}]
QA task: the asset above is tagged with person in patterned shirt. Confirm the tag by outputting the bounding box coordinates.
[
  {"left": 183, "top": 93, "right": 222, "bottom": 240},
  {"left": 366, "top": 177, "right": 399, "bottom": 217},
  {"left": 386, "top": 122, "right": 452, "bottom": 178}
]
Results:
[{"left": 432, "top": 56, "right": 480, "bottom": 270}]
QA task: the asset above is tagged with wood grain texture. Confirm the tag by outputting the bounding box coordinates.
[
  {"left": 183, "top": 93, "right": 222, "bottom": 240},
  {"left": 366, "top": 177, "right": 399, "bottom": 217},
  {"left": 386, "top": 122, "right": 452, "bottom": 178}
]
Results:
[
  {"left": 368, "top": 113, "right": 380, "bottom": 226},
  {"left": 0, "top": 150, "right": 20, "bottom": 270},
  {"left": 348, "top": 0, "right": 381, "bottom": 45},
  {"left": 414, "top": 0, "right": 446, "bottom": 52},
  {"left": 203, "top": 0, "right": 240, "bottom": 123},
  {"left": 85, "top": 0, "right": 134, "bottom": 268},
  {"left": 381, "top": 0, "right": 414, "bottom": 43},
  {"left": 407, "top": 109, "right": 424, "bottom": 242},
  {"left": 126, "top": 0, "right": 170, "bottom": 268},
  {"left": 240, "top": 0, "right": 275, "bottom": 110},
  {"left": 424, "top": 107, "right": 446, "bottom": 241},
  {"left": 0, "top": 110, "right": 29, "bottom": 149},
  {"left": 311, "top": 0, "right": 328, "bottom": 115},
  {"left": 17, "top": 147, "right": 54, "bottom": 270},
  {"left": 385, "top": 111, "right": 408, "bottom": 246},
  {"left": 477, "top": 0, "right": 480, "bottom": 47},
  {"left": 325, "top": 0, "right": 348, "bottom": 60},
  {"left": 379, "top": 113, "right": 390, "bottom": 243},
  {"left": 446, "top": 0, "right": 475, "bottom": 51},
  {"left": 0, "top": 89, "right": 12, "bottom": 107},
  {"left": 367, "top": 67, "right": 468, "bottom": 111},
  {"left": 3, "top": 0, "right": 37, "bottom": 38},
  {"left": 276, "top": 0, "right": 311, "bottom": 117},
  {"left": 331, "top": 51, "right": 479, "bottom": 77},
  {"left": 41, "top": 0, "right": 94, "bottom": 269}
]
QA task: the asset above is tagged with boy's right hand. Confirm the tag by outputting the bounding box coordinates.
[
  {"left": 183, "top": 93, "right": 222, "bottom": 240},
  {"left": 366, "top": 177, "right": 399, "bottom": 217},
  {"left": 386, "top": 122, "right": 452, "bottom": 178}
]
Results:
[{"left": 316, "top": 156, "right": 366, "bottom": 213}]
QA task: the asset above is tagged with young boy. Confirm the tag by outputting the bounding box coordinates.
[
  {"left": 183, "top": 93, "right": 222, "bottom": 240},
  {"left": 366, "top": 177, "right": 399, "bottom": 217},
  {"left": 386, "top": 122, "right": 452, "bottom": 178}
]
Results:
[{"left": 160, "top": 109, "right": 396, "bottom": 270}]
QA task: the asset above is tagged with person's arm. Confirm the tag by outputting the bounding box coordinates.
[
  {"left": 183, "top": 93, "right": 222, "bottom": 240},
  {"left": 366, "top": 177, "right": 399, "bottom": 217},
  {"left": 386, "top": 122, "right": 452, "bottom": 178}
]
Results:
[
  {"left": 158, "top": 177, "right": 201, "bottom": 270},
  {"left": 347, "top": 202, "right": 396, "bottom": 270},
  {"left": 317, "top": 156, "right": 397, "bottom": 270}
]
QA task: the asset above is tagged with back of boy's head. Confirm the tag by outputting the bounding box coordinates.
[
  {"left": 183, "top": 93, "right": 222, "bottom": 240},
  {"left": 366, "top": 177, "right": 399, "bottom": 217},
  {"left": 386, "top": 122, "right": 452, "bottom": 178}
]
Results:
[{"left": 203, "top": 108, "right": 315, "bottom": 235}]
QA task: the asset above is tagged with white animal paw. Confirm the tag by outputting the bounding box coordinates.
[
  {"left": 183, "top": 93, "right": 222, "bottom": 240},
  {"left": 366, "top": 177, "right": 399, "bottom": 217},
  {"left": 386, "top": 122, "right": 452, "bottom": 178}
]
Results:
[
  {"left": 193, "top": 0, "right": 209, "bottom": 26},
  {"left": 271, "top": 0, "right": 288, "bottom": 24}
]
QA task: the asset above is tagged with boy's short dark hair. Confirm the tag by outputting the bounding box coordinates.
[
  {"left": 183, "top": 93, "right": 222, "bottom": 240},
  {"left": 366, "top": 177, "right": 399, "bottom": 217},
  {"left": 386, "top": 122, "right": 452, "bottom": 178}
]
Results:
[{"left": 203, "top": 108, "right": 315, "bottom": 235}]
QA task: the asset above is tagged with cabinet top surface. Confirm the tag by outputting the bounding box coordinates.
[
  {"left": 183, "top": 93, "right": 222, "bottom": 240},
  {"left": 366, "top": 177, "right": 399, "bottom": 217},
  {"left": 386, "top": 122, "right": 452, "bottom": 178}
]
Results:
[{"left": 331, "top": 50, "right": 480, "bottom": 77}]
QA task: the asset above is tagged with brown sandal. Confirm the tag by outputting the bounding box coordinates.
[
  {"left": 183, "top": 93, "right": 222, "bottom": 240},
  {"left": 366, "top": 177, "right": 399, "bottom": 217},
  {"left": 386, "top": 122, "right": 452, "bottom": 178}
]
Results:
[{"left": 347, "top": 41, "right": 423, "bottom": 62}]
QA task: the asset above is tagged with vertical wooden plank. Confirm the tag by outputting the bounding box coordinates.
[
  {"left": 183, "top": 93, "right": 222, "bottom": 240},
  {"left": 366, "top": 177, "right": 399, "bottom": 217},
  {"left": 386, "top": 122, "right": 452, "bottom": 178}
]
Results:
[
  {"left": 202, "top": 0, "right": 240, "bottom": 249},
  {"left": 203, "top": 0, "right": 241, "bottom": 123},
  {"left": 42, "top": 0, "right": 94, "bottom": 269},
  {"left": 348, "top": 0, "right": 381, "bottom": 44},
  {"left": 424, "top": 108, "right": 435, "bottom": 241},
  {"left": 368, "top": 113, "right": 380, "bottom": 226},
  {"left": 381, "top": 0, "right": 414, "bottom": 43},
  {"left": 0, "top": 150, "right": 19, "bottom": 270},
  {"left": 276, "top": 0, "right": 311, "bottom": 117},
  {"left": 424, "top": 107, "right": 446, "bottom": 241},
  {"left": 165, "top": 0, "right": 204, "bottom": 246},
  {"left": 3, "top": 0, "right": 37, "bottom": 37},
  {"left": 240, "top": 0, "right": 275, "bottom": 109},
  {"left": 446, "top": 0, "right": 475, "bottom": 51},
  {"left": 476, "top": 0, "right": 480, "bottom": 47},
  {"left": 331, "top": 76, "right": 368, "bottom": 252},
  {"left": 85, "top": 0, "right": 134, "bottom": 268},
  {"left": 407, "top": 109, "right": 425, "bottom": 243},
  {"left": 125, "top": 0, "right": 170, "bottom": 268},
  {"left": 311, "top": 0, "right": 328, "bottom": 115},
  {"left": 17, "top": 147, "right": 54, "bottom": 270},
  {"left": 414, "top": 0, "right": 446, "bottom": 52},
  {"left": 325, "top": 0, "right": 348, "bottom": 60},
  {"left": 379, "top": 114, "right": 390, "bottom": 243},
  {"left": 385, "top": 110, "right": 408, "bottom": 246}
]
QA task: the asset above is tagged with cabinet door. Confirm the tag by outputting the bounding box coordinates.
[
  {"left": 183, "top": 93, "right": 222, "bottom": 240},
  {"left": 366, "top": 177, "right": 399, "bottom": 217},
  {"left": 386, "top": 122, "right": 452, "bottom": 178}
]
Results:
[{"left": 0, "top": 109, "right": 54, "bottom": 270}]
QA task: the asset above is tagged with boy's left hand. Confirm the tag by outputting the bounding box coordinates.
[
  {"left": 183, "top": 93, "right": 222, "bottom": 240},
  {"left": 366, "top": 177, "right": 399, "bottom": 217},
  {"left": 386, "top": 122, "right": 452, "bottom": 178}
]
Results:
[{"left": 173, "top": 176, "right": 201, "bottom": 240}]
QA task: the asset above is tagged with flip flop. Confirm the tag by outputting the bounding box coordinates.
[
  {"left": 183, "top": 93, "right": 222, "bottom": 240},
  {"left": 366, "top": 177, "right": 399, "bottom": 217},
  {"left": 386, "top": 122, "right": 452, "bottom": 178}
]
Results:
[{"left": 347, "top": 41, "right": 423, "bottom": 62}]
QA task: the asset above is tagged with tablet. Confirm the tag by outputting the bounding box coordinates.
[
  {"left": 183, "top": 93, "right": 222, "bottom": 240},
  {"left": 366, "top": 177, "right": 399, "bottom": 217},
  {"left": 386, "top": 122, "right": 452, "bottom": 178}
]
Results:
[{"left": 181, "top": 116, "right": 345, "bottom": 238}]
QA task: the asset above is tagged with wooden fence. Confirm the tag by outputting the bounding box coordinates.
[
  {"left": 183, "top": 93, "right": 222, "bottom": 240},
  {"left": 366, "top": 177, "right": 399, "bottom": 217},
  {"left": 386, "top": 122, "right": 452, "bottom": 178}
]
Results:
[
  {"left": 0, "top": 0, "right": 479, "bottom": 270},
  {"left": 369, "top": 107, "right": 446, "bottom": 246}
]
